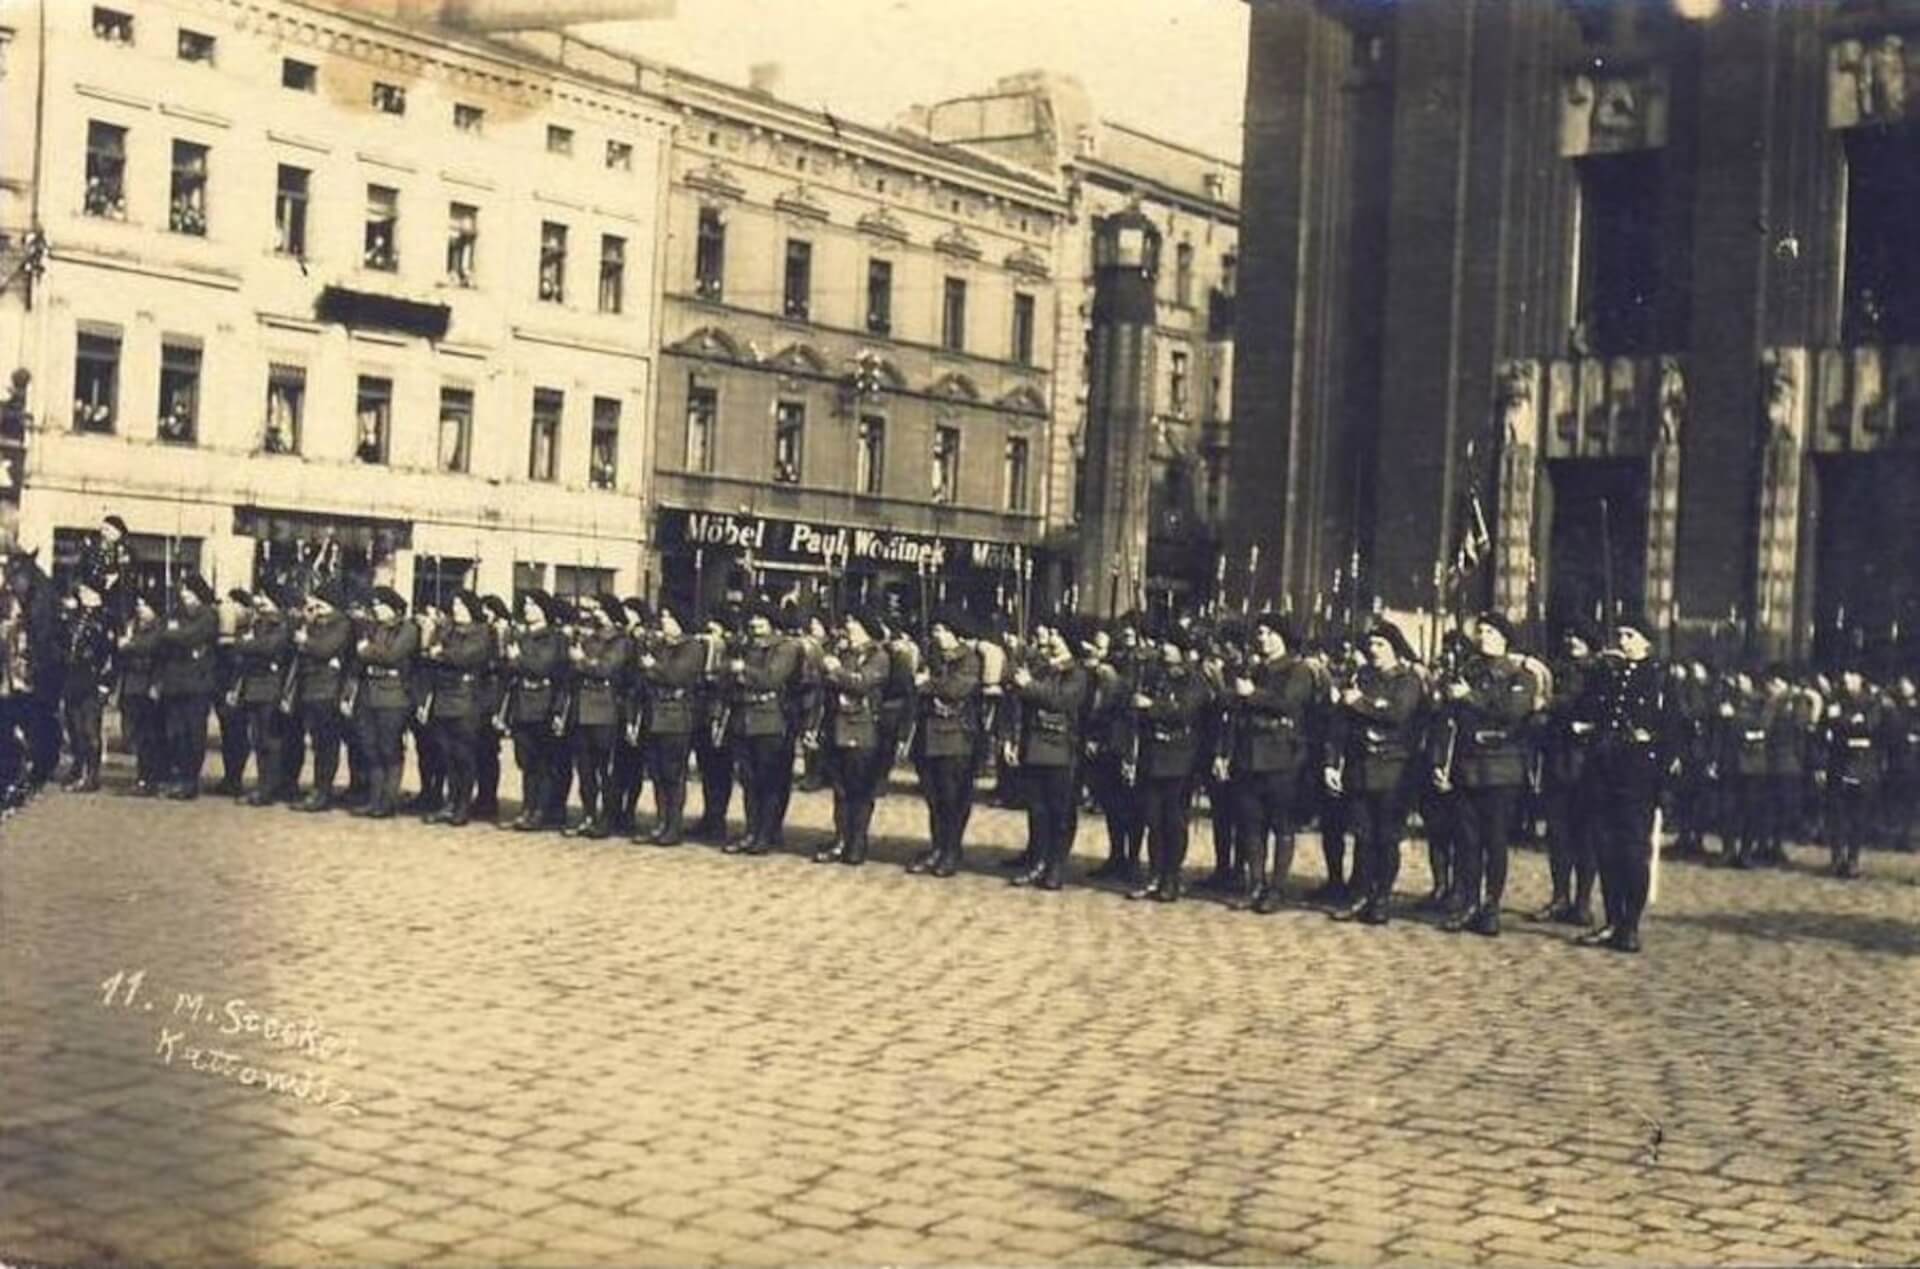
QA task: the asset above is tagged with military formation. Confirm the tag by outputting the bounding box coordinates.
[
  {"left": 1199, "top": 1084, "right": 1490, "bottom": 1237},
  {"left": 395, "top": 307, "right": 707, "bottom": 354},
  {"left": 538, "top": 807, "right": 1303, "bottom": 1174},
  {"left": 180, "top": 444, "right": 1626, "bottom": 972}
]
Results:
[{"left": 2, "top": 515, "right": 1918, "bottom": 959}]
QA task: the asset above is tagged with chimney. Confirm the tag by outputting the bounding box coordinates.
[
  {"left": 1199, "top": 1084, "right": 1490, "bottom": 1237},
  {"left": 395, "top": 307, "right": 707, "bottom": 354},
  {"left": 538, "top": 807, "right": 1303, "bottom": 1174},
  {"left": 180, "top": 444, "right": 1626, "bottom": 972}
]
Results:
[{"left": 748, "top": 62, "right": 784, "bottom": 98}]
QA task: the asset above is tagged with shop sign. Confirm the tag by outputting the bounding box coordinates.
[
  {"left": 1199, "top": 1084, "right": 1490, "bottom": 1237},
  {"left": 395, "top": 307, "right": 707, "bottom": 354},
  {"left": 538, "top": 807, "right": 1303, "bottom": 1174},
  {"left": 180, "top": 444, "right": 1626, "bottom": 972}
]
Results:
[{"left": 660, "top": 508, "right": 1026, "bottom": 574}]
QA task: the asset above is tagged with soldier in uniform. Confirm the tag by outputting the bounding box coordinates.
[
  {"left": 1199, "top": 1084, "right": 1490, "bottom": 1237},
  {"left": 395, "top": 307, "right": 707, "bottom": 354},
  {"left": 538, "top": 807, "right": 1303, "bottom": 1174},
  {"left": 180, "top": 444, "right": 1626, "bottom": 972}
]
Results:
[
  {"left": 231, "top": 586, "right": 293, "bottom": 805},
  {"left": 58, "top": 580, "right": 115, "bottom": 793},
  {"left": 1713, "top": 667, "right": 1770, "bottom": 868},
  {"left": 768, "top": 606, "right": 820, "bottom": 844},
  {"left": 1437, "top": 612, "right": 1535, "bottom": 936},
  {"left": 635, "top": 601, "right": 703, "bottom": 845},
  {"left": 561, "top": 594, "right": 630, "bottom": 839},
  {"left": 1008, "top": 614, "right": 1091, "bottom": 890},
  {"left": 689, "top": 605, "right": 739, "bottom": 842},
  {"left": 350, "top": 586, "right": 418, "bottom": 819},
  {"left": 1669, "top": 658, "right": 1717, "bottom": 858},
  {"left": 1761, "top": 666, "right": 1818, "bottom": 866},
  {"left": 813, "top": 605, "right": 892, "bottom": 866},
  {"left": 722, "top": 601, "right": 801, "bottom": 856},
  {"left": 1574, "top": 615, "right": 1670, "bottom": 954},
  {"left": 1127, "top": 626, "right": 1212, "bottom": 903},
  {"left": 1883, "top": 673, "right": 1920, "bottom": 852},
  {"left": 1197, "top": 620, "right": 1245, "bottom": 893},
  {"left": 471, "top": 595, "right": 512, "bottom": 823},
  {"left": 420, "top": 591, "right": 491, "bottom": 827},
  {"left": 291, "top": 582, "right": 353, "bottom": 813},
  {"left": 1086, "top": 618, "right": 1147, "bottom": 884},
  {"left": 1823, "top": 664, "right": 1885, "bottom": 878},
  {"left": 1535, "top": 623, "right": 1598, "bottom": 923},
  {"left": 154, "top": 573, "right": 219, "bottom": 800},
  {"left": 211, "top": 590, "right": 251, "bottom": 797},
  {"left": 1228, "top": 613, "right": 1316, "bottom": 913},
  {"left": 1327, "top": 619, "right": 1425, "bottom": 925},
  {"left": 115, "top": 590, "right": 164, "bottom": 796},
  {"left": 909, "top": 608, "right": 981, "bottom": 878},
  {"left": 505, "top": 590, "right": 569, "bottom": 831},
  {"left": 606, "top": 597, "right": 655, "bottom": 836},
  {"left": 77, "top": 514, "right": 132, "bottom": 613},
  {"left": 402, "top": 601, "right": 447, "bottom": 817}
]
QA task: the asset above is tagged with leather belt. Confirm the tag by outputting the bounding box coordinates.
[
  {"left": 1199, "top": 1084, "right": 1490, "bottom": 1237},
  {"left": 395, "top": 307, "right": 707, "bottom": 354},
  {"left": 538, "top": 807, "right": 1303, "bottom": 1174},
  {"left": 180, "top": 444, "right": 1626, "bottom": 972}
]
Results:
[{"left": 366, "top": 666, "right": 401, "bottom": 678}]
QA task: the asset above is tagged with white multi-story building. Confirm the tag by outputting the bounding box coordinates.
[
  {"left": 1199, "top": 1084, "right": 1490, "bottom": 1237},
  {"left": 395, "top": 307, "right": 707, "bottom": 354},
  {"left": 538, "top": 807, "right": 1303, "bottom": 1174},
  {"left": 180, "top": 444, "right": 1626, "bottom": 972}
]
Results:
[{"left": 0, "top": 0, "right": 674, "bottom": 603}]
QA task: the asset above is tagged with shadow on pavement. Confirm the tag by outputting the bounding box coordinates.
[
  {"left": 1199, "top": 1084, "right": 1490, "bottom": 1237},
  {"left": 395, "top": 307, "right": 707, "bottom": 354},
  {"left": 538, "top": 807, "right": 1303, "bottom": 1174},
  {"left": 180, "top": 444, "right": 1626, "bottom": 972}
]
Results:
[{"left": 1656, "top": 907, "right": 1920, "bottom": 956}]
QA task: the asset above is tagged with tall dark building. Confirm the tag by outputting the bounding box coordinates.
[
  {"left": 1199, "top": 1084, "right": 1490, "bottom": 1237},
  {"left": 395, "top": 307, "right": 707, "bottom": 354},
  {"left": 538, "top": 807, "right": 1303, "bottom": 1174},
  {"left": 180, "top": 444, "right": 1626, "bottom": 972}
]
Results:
[{"left": 1233, "top": 0, "right": 1920, "bottom": 662}]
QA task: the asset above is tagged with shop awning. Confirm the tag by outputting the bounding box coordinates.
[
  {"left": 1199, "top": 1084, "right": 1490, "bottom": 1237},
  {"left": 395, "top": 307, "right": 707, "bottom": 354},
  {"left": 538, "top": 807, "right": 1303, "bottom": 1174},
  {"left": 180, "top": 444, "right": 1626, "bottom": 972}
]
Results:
[{"left": 314, "top": 286, "right": 451, "bottom": 340}]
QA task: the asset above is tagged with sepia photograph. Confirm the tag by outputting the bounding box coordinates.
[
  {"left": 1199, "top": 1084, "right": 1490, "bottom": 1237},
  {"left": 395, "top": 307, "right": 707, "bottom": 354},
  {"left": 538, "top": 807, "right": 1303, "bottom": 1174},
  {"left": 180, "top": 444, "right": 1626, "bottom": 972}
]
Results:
[{"left": 1, "top": 0, "right": 1917, "bottom": 1265}]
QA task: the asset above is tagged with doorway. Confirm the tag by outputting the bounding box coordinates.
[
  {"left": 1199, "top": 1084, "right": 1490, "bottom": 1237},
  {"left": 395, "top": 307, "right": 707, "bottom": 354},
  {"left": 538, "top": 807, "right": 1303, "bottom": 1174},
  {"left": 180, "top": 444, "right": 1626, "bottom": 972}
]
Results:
[{"left": 1546, "top": 458, "right": 1649, "bottom": 630}]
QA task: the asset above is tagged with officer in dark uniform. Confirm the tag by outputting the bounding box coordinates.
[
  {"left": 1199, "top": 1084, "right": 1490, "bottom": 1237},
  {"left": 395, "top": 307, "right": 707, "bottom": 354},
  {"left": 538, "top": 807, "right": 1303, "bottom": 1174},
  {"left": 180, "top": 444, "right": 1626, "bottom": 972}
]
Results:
[
  {"left": 1823, "top": 664, "right": 1885, "bottom": 878},
  {"left": 814, "top": 604, "right": 892, "bottom": 866},
  {"left": 1437, "top": 612, "right": 1535, "bottom": 936},
  {"left": 1535, "top": 623, "right": 1598, "bottom": 923},
  {"left": 1198, "top": 620, "right": 1245, "bottom": 893},
  {"left": 505, "top": 590, "right": 568, "bottom": 831},
  {"left": 1009, "top": 614, "right": 1091, "bottom": 890},
  {"left": 351, "top": 586, "right": 418, "bottom": 819},
  {"left": 291, "top": 582, "right": 353, "bottom": 812},
  {"left": 636, "top": 601, "right": 703, "bottom": 845},
  {"left": 1086, "top": 618, "right": 1147, "bottom": 884},
  {"left": 1227, "top": 612, "right": 1316, "bottom": 913},
  {"left": 689, "top": 604, "right": 738, "bottom": 841},
  {"left": 763, "top": 606, "right": 815, "bottom": 848},
  {"left": 58, "top": 580, "right": 115, "bottom": 793},
  {"left": 77, "top": 514, "right": 132, "bottom": 614},
  {"left": 1324, "top": 620, "right": 1424, "bottom": 925},
  {"left": 422, "top": 590, "right": 491, "bottom": 826},
  {"left": 1763, "top": 667, "right": 1820, "bottom": 866},
  {"left": 1128, "top": 625, "right": 1212, "bottom": 903},
  {"left": 909, "top": 608, "right": 982, "bottom": 878},
  {"left": 561, "top": 594, "right": 630, "bottom": 839},
  {"left": 403, "top": 601, "right": 447, "bottom": 817},
  {"left": 1670, "top": 659, "right": 1717, "bottom": 857},
  {"left": 211, "top": 590, "right": 251, "bottom": 797},
  {"left": 1574, "top": 614, "right": 1670, "bottom": 954},
  {"left": 231, "top": 586, "right": 293, "bottom": 805},
  {"left": 1883, "top": 673, "right": 1920, "bottom": 852},
  {"left": 155, "top": 573, "right": 219, "bottom": 800},
  {"left": 723, "top": 600, "right": 801, "bottom": 855},
  {"left": 338, "top": 586, "right": 376, "bottom": 811},
  {"left": 115, "top": 590, "right": 164, "bottom": 796},
  {"left": 606, "top": 597, "right": 655, "bottom": 835}
]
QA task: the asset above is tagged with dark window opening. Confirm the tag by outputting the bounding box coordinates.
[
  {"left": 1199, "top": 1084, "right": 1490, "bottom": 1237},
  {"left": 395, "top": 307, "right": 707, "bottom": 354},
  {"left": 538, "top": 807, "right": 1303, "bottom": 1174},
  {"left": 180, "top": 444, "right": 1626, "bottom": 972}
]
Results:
[
  {"left": 1843, "top": 128, "right": 1920, "bottom": 344},
  {"left": 1574, "top": 151, "right": 1662, "bottom": 356}
]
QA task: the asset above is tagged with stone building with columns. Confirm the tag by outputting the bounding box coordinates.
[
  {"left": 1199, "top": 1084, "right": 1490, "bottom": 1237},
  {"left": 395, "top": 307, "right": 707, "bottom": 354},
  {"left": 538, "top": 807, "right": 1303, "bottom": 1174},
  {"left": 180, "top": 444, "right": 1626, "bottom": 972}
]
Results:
[
  {"left": 1233, "top": 0, "right": 1920, "bottom": 662},
  {"left": 0, "top": 0, "right": 673, "bottom": 605}
]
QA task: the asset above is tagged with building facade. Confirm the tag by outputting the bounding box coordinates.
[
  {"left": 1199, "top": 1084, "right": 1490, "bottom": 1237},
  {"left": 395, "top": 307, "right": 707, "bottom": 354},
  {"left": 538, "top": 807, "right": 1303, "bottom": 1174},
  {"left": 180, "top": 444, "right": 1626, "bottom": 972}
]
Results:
[
  {"left": 918, "top": 72, "right": 1241, "bottom": 617},
  {"left": 629, "top": 63, "right": 1065, "bottom": 624},
  {"left": 1235, "top": 0, "right": 1920, "bottom": 663},
  {"left": 0, "top": 0, "right": 673, "bottom": 604}
]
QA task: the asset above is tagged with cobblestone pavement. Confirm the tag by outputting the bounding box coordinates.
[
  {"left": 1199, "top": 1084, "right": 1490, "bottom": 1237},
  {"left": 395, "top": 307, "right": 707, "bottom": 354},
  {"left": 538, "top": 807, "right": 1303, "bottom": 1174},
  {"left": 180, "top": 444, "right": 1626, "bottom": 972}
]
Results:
[{"left": 3, "top": 764, "right": 1918, "bottom": 1268}]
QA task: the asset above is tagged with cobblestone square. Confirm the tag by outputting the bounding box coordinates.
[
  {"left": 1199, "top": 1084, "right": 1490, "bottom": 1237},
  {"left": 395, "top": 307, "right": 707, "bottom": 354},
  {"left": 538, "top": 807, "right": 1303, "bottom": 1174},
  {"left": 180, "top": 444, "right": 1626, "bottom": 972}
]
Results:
[{"left": 3, "top": 773, "right": 1918, "bottom": 1266}]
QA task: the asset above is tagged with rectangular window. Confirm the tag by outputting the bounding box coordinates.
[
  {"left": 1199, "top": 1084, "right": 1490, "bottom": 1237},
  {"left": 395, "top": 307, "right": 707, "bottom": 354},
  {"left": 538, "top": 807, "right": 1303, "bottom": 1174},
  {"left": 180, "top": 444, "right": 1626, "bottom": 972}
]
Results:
[
  {"left": 783, "top": 240, "right": 812, "bottom": 320},
  {"left": 546, "top": 125, "right": 574, "bottom": 156},
  {"left": 437, "top": 386, "right": 473, "bottom": 474},
  {"left": 695, "top": 207, "right": 726, "bottom": 300},
  {"left": 453, "top": 103, "right": 484, "bottom": 133},
  {"left": 92, "top": 7, "right": 133, "bottom": 44},
  {"left": 355, "top": 376, "right": 391, "bottom": 464},
  {"left": 856, "top": 415, "right": 885, "bottom": 496},
  {"left": 513, "top": 562, "right": 547, "bottom": 606},
  {"left": 73, "top": 330, "right": 121, "bottom": 433},
  {"left": 1574, "top": 151, "right": 1661, "bottom": 356},
  {"left": 282, "top": 58, "right": 316, "bottom": 92},
  {"left": 446, "top": 202, "right": 478, "bottom": 287},
  {"left": 1003, "top": 436, "right": 1030, "bottom": 513},
  {"left": 529, "top": 389, "right": 562, "bottom": 482},
  {"left": 372, "top": 82, "right": 406, "bottom": 115},
  {"left": 1205, "top": 453, "right": 1226, "bottom": 521},
  {"left": 539, "top": 221, "right": 568, "bottom": 303},
  {"left": 157, "top": 341, "right": 201, "bottom": 444},
  {"left": 1175, "top": 241, "right": 1194, "bottom": 306},
  {"left": 177, "top": 29, "right": 215, "bottom": 64},
  {"left": 773, "top": 401, "right": 804, "bottom": 484},
  {"left": 264, "top": 364, "right": 304, "bottom": 455},
  {"left": 364, "top": 185, "right": 398, "bottom": 271},
  {"left": 598, "top": 234, "right": 625, "bottom": 314},
  {"left": 685, "top": 383, "right": 717, "bottom": 473},
  {"left": 274, "top": 165, "right": 309, "bottom": 257},
  {"left": 1843, "top": 129, "right": 1920, "bottom": 344},
  {"left": 931, "top": 426, "right": 960, "bottom": 505},
  {"left": 941, "top": 277, "right": 968, "bottom": 352},
  {"left": 606, "top": 139, "right": 633, "bottom": 171},
  {"left": 1169, "top": 348, "right": 1190, "bottom": 416},
  {"left": 553, "top": 565, "right": 614, "bottom": 601},
  {"left": 411, "top": 556, "right": 476, "bottom": 613},
  {"left": 168, "top": 140, "right": 209, "bottom": 236},
  {"left": 590, "top": 396, "right": 620, "bottom": 490},
  {"left": 867, "top": 259, "right": 893, "bottom": 335},
  {"left": 1011, "top": 292, "right": 1036, "bottom": 366},
  {"left": 84, "top": 121, "right": 127, "bottom": 220}
]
